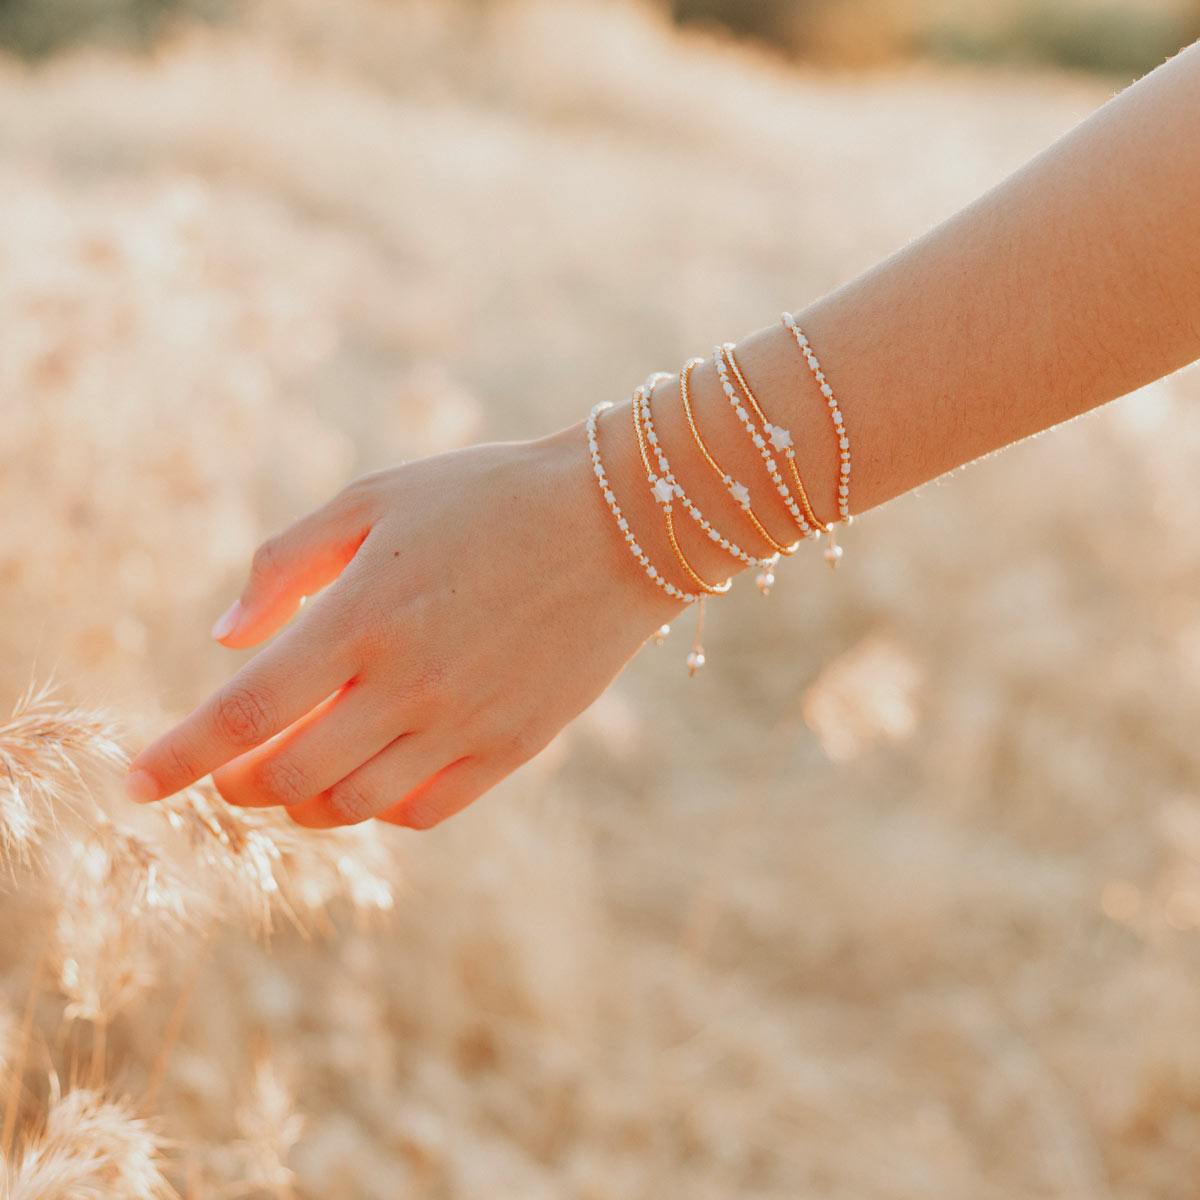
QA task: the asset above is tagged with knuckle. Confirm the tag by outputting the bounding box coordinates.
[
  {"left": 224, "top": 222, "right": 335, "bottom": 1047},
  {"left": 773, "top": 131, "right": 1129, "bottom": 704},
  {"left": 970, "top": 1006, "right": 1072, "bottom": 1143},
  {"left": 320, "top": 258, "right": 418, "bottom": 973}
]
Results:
[
  {"left": 213, "top": 685, "right": 276, "bottom": 747},
  {"left": 398, "top": 801, "right": 443, "bottom": 831},
  {"left": 326, "top": 778, "right": 377, "bottom": 825},
  {"left": 489, "top": 722, "right": 533, "bottom": 762},
  {"left": 253, "top": 756, "right": 312, "bottom": 808},
  {"left": 249, "top": 537, "right": 283, "bottom": 584},
  {"left": 345, "top": 589, "right": 402, "bottom": 660},
  {"left": 336, "top": 471, "right": 383, "bottom": 513},
  {"left": 165, "top": 742, "right": 202, "bottom": 785},
  {"left": 398, "top": 658, "right": 450, "bottom": 710}
]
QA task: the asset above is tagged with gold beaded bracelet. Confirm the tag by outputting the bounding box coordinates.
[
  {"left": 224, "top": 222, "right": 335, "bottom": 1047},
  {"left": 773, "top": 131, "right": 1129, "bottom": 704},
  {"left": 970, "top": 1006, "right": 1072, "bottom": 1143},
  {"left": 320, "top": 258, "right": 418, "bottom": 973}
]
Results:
[
  {"left": 631, "top": 376, "right": 733, "bottom": 598},
  {"left": 678, "top": 359, "right": 799, "bottom": 594},
  {"left": 723, "top": 343, "right": 827, "bottom": 536},
  {"left": 781, "top": 312, "right": 852, "bottom": 564}
]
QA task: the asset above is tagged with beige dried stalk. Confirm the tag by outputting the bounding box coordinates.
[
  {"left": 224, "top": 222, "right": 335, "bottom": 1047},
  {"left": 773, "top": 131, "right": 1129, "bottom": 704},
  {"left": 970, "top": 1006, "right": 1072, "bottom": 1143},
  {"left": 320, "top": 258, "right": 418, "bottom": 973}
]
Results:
[
  {"left": 0, "top": 682, "right": 126, "bottom": 866},
  {"left": 53, "top": 816, "right": 189, "bottom": 1027},
  {"left": 0, "top": 1085, "right": 175, "bottom": 1200},
  {"left": 160, "top": 783, "right": 398, "bottom": 938},
  {"left": 226, "top": 1047, "right": 302, "bottom": 1199},
  {"left": 0, "top": 684, "right": 400, "bottom": 935}
]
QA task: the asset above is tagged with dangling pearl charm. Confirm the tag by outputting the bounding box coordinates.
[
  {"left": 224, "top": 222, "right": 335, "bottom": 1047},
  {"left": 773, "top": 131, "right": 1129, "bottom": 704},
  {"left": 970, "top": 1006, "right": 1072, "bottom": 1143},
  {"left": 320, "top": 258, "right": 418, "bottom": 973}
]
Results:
[
  {"left": 686, "top": 597, "right": 707, "bottom": 675},
  {"left": 824, "top": 528, "right": 843, "bottom": 568},
  {"left": 756, "top": 570, "right": 775, "bottom": 595},
  {"left": 653, "top": 623, "right": 671, "bottom": 646}
]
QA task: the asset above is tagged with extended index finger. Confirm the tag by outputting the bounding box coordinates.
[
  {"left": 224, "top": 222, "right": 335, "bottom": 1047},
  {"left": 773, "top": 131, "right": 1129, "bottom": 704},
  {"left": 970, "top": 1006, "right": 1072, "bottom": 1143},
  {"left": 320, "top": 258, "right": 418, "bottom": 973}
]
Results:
[{"left": 125, "top": 598, "right": 355, "bottom": 804}]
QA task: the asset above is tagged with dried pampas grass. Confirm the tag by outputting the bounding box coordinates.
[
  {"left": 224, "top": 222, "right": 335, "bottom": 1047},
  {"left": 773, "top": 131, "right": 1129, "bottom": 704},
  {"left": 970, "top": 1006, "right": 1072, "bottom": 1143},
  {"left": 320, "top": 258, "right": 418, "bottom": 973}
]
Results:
[
  {"left": 0, "top": 1086, "right": 174, "bottom": 1200},
  {"left": 0, "top": 683, "right": 126, "bottom": 866}
]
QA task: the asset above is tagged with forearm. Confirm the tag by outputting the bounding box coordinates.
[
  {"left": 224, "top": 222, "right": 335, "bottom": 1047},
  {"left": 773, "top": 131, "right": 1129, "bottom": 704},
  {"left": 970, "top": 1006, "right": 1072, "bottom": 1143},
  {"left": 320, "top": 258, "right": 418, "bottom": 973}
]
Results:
[{"left": 598, "top": 39, "right": 1200, "bottom": 591}]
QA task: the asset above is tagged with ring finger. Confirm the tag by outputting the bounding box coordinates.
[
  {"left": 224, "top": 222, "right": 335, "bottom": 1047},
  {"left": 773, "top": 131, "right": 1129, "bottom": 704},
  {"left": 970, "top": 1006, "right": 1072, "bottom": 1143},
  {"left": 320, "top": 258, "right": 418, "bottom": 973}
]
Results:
[
  {"left": 211, "top": 683, "right": 407, "bottom": 811},
  {"left": 285, "top": 730, "right": 453, "bottom": 829}
]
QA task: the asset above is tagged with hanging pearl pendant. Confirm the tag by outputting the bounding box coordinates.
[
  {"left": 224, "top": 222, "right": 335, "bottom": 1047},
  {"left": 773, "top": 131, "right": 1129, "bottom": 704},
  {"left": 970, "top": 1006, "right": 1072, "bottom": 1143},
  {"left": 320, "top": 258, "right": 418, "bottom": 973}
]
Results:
[
  {"left": 686, "top": 597, "right": 707, "bottom": 675},
  {"left": 653, "top": 623, "right": 671, "bottom": 646},
  {"left": 824, "top": 528, "right": 843, "bottom": 568},
  {"left": 756, "top": 569, "right": 775, "bottom": 595}
]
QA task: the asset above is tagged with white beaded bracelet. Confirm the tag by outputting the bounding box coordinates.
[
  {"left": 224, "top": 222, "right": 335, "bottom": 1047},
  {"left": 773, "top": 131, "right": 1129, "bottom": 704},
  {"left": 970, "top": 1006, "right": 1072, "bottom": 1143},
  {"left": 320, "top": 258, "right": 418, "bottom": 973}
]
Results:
[
  {"left": 586, "top": 402, "right": 700, "bottom": 606},
  {"left": 713, "top": 346, "right": 822, "bottom": 543},
  {"left": 782, "top": 311, "right": 852, "bottom": 530},
  {"left": 635, "top": 374, "right": 778, "bottom": 579}
]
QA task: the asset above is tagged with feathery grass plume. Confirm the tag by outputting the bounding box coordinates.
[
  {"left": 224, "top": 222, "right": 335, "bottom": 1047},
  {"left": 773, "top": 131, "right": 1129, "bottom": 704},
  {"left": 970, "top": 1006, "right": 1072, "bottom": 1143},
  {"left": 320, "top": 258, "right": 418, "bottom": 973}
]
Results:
[
  {"left": 227, "top": 1046, "right": 302, "bottom": 1198},
  {"left": 53, "top": 815, "right": 189, "bottom": 1026},
  {"left": 0, "top": 1084, "right": 175, "bottom": 1200},
  {"left": 159, "top": 783, "right": 397, "bottom": 937},
  {"left": 0, "top": 1010, "right": 15, "bottom": 1078},
  {"left": 0, "top": 682, "right": 126, "bottom": 866}
]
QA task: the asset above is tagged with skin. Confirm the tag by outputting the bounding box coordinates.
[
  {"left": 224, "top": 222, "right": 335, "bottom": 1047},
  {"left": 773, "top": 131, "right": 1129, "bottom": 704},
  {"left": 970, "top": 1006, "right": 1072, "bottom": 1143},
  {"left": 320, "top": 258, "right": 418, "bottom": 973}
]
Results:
[{"left": 126, "top": 39, "right": 1200, "bottom": 830}]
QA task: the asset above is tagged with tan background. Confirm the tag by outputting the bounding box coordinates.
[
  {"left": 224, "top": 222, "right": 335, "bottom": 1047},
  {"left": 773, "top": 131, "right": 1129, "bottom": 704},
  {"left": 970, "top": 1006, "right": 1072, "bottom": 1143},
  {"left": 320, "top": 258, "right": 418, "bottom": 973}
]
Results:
[{"left": 2, "top": 1, "right": 1200, "bottom": 1196}]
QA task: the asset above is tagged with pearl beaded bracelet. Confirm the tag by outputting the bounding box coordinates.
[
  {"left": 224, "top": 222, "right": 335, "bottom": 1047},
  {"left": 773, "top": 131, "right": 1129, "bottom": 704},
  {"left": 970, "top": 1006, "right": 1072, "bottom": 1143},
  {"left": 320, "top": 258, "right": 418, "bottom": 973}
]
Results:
[
  {"left": 633, "top": 374, "right": 734, "bottom": 600},
  {"left": 713, "top": 345, "right": 822, "bottom": 545},
  {"left": 587, "top": 401, "right": 701, "bottom": 607},
  {"left": 782, "top": 311, "right": 852, "bottom": 559},
  {"left": 722, "top": 343, "right": 826, "bottom": 534},
  {"left": 634, "top": 373, "right": 775, "bottom": 584},
  {"left": 588, "top": 319, "right": 854, "bottom": 674},
  {"left": 678, "top": 358, "right": 799, "bottom": 594},
  {"left": 586, "top": 395, "right": 717, "bottom": 674}
]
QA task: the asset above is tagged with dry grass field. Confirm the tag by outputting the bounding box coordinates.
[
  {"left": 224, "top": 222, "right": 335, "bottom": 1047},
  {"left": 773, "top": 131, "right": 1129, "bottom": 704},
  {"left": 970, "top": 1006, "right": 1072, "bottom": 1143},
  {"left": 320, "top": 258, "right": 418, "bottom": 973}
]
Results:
[{"left": 2, "top": 1, "right": 1200, "bottom": 1196}]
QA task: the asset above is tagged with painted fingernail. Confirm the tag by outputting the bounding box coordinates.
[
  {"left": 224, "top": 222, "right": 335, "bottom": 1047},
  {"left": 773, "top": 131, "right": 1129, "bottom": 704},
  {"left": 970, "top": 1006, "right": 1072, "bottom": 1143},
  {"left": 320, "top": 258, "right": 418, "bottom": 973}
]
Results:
[
  {"left": 124, "top": 769, "right": 160, "bottom": 805},
  {"left": 211, "top": 600, "right": 242, "bottom": 641}
]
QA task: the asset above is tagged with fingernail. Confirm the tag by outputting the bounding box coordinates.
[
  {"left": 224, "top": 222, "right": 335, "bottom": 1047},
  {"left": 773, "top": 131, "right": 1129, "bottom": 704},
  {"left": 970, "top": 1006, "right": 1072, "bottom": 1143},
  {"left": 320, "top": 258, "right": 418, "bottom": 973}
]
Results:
[
  {"left": 124, "top": 769, "right": 160, "bottom": 805},
  {"left": 211, "top": 600, "right": 242, "bottom": 641}
]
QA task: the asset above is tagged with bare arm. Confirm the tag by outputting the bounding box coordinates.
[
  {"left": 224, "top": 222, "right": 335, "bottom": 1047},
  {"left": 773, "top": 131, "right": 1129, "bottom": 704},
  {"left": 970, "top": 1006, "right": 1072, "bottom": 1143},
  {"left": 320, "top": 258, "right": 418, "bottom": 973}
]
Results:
[
  {"left": 126, "top": 41, "right": 1200, "bottom": 830},
  {"left": 607, "top": 38, "right": 1200, "bottom": 584}
]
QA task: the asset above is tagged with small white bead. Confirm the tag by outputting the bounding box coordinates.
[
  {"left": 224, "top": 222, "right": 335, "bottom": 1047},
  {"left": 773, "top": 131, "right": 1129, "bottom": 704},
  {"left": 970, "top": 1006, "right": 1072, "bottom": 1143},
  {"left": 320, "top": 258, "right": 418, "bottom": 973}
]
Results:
[
  {"left": 821, "top": 383, "right": 834, "bottom": 397},
  {"left": 618, "top": 517, "right": 628, "bottom": 531},
  {"left": 840, "top": 437, "right": 850, "bottom": 450},
  {"left": 831, "top": 409, "right": 842, "bottom": 424}
]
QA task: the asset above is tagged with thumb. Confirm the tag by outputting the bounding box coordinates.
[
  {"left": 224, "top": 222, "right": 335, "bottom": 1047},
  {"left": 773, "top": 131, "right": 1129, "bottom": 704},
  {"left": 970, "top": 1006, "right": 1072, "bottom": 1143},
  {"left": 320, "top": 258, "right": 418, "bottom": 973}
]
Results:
[{"left": 213, "top": 489, "right": 375, "bottom": 649}]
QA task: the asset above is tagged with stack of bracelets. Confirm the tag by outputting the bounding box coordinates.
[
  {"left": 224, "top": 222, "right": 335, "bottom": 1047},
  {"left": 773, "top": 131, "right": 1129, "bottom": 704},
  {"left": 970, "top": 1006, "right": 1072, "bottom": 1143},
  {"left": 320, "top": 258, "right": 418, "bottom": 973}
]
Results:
[{"left": 587, "top": 312, "right": 852, "bottom": 675}]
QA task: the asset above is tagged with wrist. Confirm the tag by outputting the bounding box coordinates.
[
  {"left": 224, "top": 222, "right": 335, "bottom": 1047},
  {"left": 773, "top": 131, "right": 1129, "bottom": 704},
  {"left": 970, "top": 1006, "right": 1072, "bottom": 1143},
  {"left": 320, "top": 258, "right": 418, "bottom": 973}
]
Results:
[{"left": 531, "top": 416, "right": 690, "bottom": 630}]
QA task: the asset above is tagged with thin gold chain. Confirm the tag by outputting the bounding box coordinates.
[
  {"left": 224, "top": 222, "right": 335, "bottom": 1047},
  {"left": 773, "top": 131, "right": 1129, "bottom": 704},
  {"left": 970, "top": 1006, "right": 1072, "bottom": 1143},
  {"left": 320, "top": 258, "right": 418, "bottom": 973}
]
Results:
[
  {"left": 723, "top": 343, "right": 828, "bottom": 534},
  {"left": 678, "top": 359, "right": 800, "bottom": 557},
  {"left": 631, "top": 380, "right": 732, "bottom": 596}
]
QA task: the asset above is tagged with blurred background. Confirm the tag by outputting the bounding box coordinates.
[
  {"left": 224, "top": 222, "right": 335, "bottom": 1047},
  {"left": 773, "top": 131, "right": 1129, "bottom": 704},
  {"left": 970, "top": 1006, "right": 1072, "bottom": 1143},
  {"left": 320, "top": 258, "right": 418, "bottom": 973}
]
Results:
[{"left": 2, "top": 0, "right": 1200, "bottom": 1196}]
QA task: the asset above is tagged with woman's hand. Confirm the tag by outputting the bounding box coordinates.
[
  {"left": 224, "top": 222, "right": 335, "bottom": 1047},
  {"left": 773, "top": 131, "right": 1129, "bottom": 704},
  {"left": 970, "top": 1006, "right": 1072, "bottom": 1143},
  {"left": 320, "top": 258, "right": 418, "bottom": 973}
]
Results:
[{"left": 124, "top": 422, "right": 683, "bottom": 830}]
